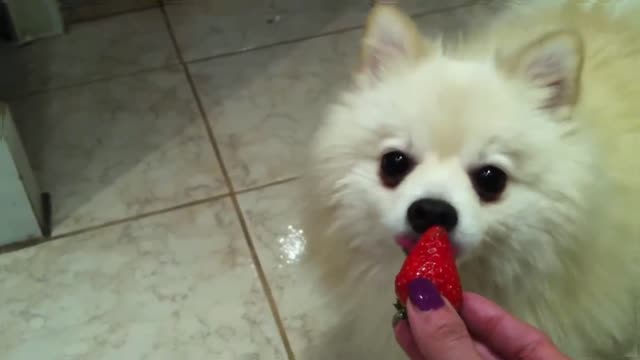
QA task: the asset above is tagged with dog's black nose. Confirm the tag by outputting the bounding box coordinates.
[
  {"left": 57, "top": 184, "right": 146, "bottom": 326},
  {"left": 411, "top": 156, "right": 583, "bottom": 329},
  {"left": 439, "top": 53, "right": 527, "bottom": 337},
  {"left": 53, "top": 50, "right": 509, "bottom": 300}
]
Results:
[{"left": 407, "top": 198, "right": 458, "bottom": 234}]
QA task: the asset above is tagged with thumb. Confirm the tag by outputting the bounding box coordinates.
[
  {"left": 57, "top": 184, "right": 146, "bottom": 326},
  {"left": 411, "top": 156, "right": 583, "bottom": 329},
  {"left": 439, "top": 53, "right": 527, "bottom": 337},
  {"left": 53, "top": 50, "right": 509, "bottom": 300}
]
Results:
[{"left": 405, "top": 278, "right": 483, "bottom": 360}]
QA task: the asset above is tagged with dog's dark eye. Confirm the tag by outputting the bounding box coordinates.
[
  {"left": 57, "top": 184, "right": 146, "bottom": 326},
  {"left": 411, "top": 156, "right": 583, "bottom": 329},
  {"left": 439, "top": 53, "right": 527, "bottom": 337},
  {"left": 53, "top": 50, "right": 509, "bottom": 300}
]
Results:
[
  {"left": 380, "top": 150, "right": 414, "bottom": 188},
  {"left": 470, "top": 165, "right": 507, "bottom": 202}
]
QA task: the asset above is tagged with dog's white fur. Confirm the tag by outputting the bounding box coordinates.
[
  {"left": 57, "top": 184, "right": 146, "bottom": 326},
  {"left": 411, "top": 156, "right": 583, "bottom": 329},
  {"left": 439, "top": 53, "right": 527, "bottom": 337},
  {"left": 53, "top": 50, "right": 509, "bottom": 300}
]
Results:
[{"left": 302, "top": 1, "right": 640, "bottom": 359}]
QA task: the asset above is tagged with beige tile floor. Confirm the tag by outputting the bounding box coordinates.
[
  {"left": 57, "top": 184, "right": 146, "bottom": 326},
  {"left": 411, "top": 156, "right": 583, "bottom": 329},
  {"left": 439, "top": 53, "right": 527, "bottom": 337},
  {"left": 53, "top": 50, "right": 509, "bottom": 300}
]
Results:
[{"left": 0, "top": 1, "right": 637, "bottom": 359}]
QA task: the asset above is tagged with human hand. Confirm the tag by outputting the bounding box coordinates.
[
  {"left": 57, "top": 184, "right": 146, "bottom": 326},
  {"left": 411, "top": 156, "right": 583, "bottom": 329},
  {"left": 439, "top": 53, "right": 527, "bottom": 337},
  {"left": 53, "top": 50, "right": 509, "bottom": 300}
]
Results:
[{"left": 393, "top": 278, "right": 571, "bottom": 360}]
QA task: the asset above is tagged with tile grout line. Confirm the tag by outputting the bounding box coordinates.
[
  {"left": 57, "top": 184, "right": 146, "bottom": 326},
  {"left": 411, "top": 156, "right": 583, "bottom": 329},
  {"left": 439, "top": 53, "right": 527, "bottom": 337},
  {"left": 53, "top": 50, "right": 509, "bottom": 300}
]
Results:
[
  {"left": 0, "top": 194, "right": 229, "bottom": 254},
  {"left": 62, "top": 3, "right": 162, "bottom": 25},
  {"left": 0, "top": 176, "right": 301, "bottom": 255},
  {"left": 5, "top": 1, "right": 481, "bottom": 102},
  {"left": 6, "top": 29, "right": 348, "bottom": 101},
  {"left": 235, "top": 176, "right": 299, "bottom": 196},
  {"left": 183, "top": 1, "right": 480, "bottom": 67},
  {"left": 159, "top": 5, "right": 297, "bottom": 360},
  {"left": 4, "top": 62, "right": 181, "bottom": 101}
]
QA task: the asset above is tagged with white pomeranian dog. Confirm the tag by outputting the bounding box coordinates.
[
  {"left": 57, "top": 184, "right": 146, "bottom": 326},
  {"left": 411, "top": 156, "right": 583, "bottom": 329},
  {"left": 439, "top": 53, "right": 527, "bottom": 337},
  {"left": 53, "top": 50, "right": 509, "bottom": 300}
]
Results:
[{"left": 302, "top": 1, "right": 640, "bottom": 359}]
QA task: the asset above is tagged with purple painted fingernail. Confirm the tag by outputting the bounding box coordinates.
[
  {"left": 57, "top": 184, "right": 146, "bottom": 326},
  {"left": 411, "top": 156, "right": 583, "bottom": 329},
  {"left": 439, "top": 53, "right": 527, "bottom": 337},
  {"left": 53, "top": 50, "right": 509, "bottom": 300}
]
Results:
[{"left": 409, "top": 278, "right": 445, "bottom": 312}]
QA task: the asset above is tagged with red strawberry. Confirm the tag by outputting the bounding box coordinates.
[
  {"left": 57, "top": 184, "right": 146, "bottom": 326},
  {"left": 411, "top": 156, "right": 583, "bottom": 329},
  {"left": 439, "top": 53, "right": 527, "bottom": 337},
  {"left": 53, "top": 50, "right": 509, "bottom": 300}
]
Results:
[{"left": 394, "top": 226, "right": 462, "bottom": 318}]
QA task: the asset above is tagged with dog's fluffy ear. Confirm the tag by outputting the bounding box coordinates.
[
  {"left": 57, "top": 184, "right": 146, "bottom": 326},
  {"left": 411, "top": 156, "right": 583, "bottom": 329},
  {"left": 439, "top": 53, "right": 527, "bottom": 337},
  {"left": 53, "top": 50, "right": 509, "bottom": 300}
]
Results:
[
  {"left": 360, "top": 5, "right": 429, "bottom": 78},
  {"left": 498, "top": 30, "right": 584, "bottom": 114}
]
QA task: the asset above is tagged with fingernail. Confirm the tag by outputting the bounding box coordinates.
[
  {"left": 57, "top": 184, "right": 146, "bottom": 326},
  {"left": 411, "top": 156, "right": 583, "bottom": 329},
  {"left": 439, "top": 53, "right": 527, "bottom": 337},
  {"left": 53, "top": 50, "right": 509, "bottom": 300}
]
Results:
[{"left": 408, "top": 278, "right": 445, "bottom": 312}]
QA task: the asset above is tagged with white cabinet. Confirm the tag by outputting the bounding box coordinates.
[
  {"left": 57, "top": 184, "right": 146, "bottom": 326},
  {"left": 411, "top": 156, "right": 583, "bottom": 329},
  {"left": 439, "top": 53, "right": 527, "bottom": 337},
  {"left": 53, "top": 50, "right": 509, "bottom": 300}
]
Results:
[{"left": 0, "top": 103, "right": 46, "bottom": 246}]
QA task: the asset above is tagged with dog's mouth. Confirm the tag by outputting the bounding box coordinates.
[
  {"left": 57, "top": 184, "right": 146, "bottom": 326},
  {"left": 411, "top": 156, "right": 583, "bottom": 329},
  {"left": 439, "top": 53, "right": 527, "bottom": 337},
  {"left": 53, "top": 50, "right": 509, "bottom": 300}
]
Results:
[
  {"left": 395, "top": 234, "right": 419, "bottom": 255},
  {"left": 395, "top": 233, "right": 459, "bottom": 257}
]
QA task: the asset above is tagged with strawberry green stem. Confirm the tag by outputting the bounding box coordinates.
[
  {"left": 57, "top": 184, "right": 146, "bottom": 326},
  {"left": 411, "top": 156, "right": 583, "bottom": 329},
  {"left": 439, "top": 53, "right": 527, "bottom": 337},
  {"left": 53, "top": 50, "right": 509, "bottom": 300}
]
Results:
[{"left": 393, "top": 299, "right": 407, "bottom": 321}]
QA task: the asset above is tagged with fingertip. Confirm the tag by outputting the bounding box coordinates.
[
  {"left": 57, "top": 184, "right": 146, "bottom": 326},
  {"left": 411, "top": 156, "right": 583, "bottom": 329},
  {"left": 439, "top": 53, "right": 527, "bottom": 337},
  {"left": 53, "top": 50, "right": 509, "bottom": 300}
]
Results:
[
  {"left": 394, "top": 320, "right": 424, "bottom": 360},
  {"left": 405, "top": 299, "right": 481, "bottom": 360},
  {"left": 393, "top": 320, "right": 411, "bottom": 347}
]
